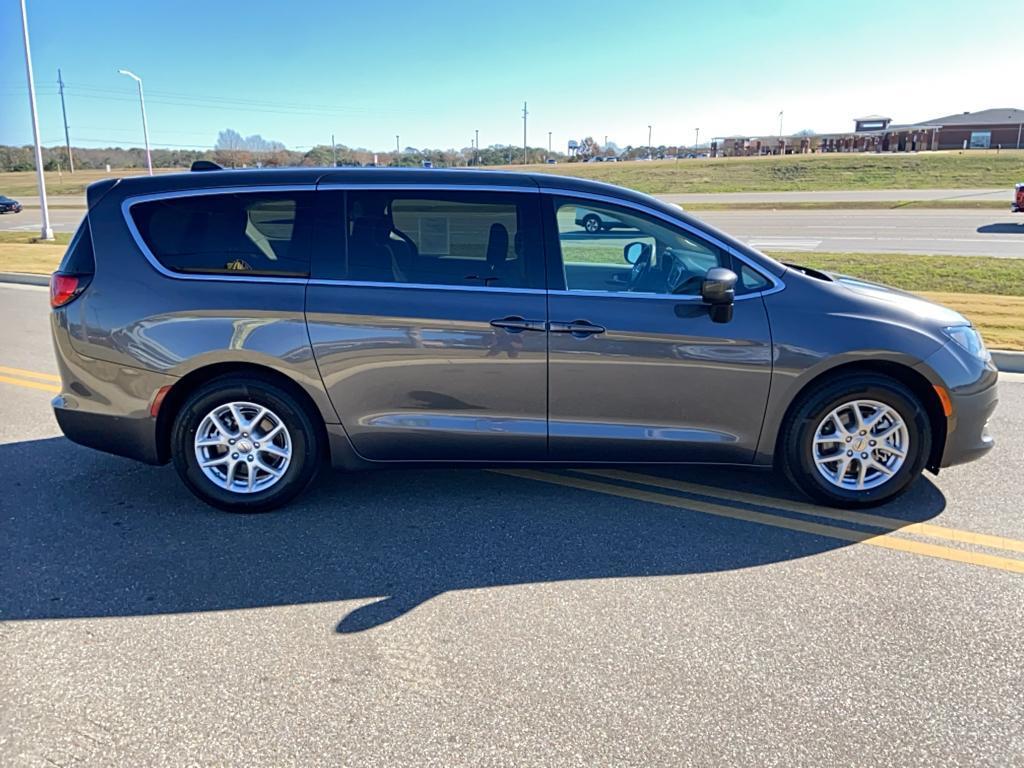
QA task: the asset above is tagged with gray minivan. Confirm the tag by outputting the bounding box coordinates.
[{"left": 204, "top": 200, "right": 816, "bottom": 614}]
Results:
[{"left": 49, "top": 167, "right": 998, "bottom": 512}]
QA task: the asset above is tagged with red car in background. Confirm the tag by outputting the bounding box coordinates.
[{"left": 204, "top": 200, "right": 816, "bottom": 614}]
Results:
[{"left": 1013, "top": 183, "right": 1024, "bottom": 213}]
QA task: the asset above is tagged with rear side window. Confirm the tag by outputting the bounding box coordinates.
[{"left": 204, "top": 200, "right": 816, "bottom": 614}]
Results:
[
  {"left": 314, "top": 190, "right": 545, "bottom": 289},
  {"left": 59, "top": 217, "right": 95, "bottom": 274},
  {"left": 130, "top": 191, "right": 314, "bottom": 277}
]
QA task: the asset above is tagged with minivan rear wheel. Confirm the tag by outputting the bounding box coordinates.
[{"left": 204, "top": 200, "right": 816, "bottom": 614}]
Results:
[
  {"left": 171, "top": 376, "right": 321, "bottom": 512},
  {"left": 780, "top": 374, "right": 931, "bottom": 508}
]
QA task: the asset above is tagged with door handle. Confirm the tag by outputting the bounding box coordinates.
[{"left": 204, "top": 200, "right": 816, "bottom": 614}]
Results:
[
  {"left": 490, "top": 316, "right": 546, "bottom": 333},
  {"left": 549, "top": 320, "right": 606, "bottom": 337}
]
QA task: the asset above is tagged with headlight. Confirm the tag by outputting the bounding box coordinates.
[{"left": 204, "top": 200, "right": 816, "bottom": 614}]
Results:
[{"left": 943, "top": 325, "right": 990, "bottom": 361}]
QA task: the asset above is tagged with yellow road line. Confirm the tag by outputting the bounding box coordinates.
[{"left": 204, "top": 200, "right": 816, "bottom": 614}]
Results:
[
  {"left": 496, "top": 469, "right": 1024, "bottom": 575},
  {"left": 0, "top": 365, "right": 60, "bottom": 382},
  {"left": 586, "top": 469, "right": 1024, "bottom": 556},
  {"left": 0, "top": 374, "right": 60, "bottom": 394}
]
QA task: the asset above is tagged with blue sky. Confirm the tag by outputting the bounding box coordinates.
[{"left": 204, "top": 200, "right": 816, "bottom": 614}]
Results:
[{"left": 1, "top": 0, "right": 1018, "bottom": 153}]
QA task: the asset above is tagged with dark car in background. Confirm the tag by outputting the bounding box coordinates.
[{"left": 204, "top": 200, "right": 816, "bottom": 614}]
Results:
[
  {"left": 48, "top": 167, "right": 998, "bottom": 513},
  {"left": 0, "top": 195, "right": 22, "bottom": 213},
  {"left": 1013, "top": 182, "right": 1023, "bottom": 212}
]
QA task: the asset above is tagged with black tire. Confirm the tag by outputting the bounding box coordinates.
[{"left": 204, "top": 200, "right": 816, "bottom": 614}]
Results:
[
  {"left": 780, "top": 374, "right": 931, "bottom": 508},
  {"left": 583, "top": 215, "right": 601, "bottom": 233},
  {"left": 171, "top": 375, "right": 322, "bottom": 513}
]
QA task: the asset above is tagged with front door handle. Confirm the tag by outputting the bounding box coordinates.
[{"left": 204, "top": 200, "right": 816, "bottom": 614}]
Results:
[
  {"left": 490, "top": 316, "right": 546, "bottom": 333},
  {"left": 549, "top": 319, "right": 606, "bottom": 337}
]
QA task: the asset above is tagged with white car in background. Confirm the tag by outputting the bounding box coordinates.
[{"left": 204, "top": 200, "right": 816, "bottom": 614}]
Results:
[{"left": 575, "top": 206, "right": 626, "bottom": 233}]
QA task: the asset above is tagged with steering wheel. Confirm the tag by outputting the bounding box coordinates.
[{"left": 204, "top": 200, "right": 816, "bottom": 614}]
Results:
[{"left": 626, "top": 244, "right": 653, "bottom": 291}]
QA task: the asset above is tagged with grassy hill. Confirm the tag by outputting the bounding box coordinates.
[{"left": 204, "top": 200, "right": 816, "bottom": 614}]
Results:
[
  {"left": 503, "top": 150, "right": 1024, "bottom": 194},
  {"left": 1, "top": 150, "right": 1022, "bottom": 199}
]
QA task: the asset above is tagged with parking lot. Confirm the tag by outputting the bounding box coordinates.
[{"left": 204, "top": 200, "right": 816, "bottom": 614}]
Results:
[{"left": 2, "top": 280, "right": 1023, "bottom": 766}]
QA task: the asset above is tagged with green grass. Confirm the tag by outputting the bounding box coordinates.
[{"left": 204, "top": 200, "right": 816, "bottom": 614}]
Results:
[
  {"left": 0, "top": 231, "right": 73, "bottom": 246},
  {"left": 2, "top": 151, "right": 1023, "bottom": 198},
  {"left": 0, "top": 167, "right": 180, "bottom": 198},
  {"left": 766, "top": 251, "right": 1024, "bottom": 295},
  {"left": 514, "top": 151, "right": 1024, "bottom": 195}
]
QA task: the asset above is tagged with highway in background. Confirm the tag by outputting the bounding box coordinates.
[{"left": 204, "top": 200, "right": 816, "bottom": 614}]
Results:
[{"left": 3, "top": 192, "right": 1022, "bottom": 258}]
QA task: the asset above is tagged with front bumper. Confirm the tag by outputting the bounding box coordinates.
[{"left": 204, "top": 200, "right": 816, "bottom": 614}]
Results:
[{"left": 941, "top": 379, "right": 998, "bottom": 467}]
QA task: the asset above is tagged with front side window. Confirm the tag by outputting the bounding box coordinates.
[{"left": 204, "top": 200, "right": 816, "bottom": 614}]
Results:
[
  {"left": 552, "top": 197, "right": 751, "bottom": 296},
  {"left": 332, "top": 191, "right": 543, "bottom": 289},
  {"left": 130, "top": 191, "right": 314, "bottom": 277}
]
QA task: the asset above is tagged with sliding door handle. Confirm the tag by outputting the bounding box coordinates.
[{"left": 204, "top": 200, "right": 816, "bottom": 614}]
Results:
[
  {"left": 549, "top": 320, "right": 606, "bottom": 337},
  {"left": 490, "top": 316, "right": 546, "bottom": 333}
]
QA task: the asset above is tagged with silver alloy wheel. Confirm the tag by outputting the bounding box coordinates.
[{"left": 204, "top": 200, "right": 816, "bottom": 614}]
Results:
[
  {"left": 812, "top": 399, "right": 909, "bottom": 491},
  {"left": 193, "top": 401, "right": 292, "bottom": 494}
]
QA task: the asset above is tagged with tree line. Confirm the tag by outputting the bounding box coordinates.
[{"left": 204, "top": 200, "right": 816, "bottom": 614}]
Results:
[{"left": 0, "top": 136, "right": 571, "bottom": 173}]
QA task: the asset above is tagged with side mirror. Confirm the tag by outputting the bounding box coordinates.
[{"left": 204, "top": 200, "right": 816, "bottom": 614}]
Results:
[
  {"left": 701, "top": 267, "right": 737, "bottom": 323},
  {"left": 623, "top": 242, "right": 644, "bottom": 264}
]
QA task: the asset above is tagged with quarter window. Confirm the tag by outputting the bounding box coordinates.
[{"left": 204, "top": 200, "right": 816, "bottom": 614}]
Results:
[
  {"left": 329, "top": 191, "right": 543, "bottom": 289},
  {"left": 130, "top": 192, "right": 314, "bottom": 277}
]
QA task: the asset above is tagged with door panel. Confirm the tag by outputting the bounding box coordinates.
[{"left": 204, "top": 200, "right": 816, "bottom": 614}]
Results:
[
  {"left": 307, "top": 188, "right": 548, "bottom": 461},
  {"left": 307, "top": 286, "right": 547, "bottom": 461},
  {"left": 545, "top": 195, "right": 773, "bottom": 463},
  {"left": 547, "top": 293, "right": 772, "bottom": 462}
]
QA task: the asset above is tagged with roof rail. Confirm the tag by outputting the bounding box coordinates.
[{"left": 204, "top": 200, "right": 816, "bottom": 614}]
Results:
[{"left": 191, "top": 160, "right": 223, "bottom": 172}]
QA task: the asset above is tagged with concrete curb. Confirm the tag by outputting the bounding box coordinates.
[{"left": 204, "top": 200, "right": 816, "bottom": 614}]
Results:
[
  {"left": 0, "top": 271, "right": 1022, "bottom": 371},
  {"left": 0, "top": 272, "right": 49, "bottom": 287},
  {"left": 991, "top": 351, "right": 1024, "bottom": 374}
]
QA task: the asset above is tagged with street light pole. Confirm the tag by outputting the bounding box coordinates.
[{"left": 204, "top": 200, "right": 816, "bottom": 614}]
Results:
[
  {"left": 647, "top": 125, "right": 652, "bottom": 159},
  {"left": 778, "top": 110, "right": 784, "bottom": 155},
  {"left": 118, "top": 69, "right": 152, "bottom": 175},
  {"left": 548, "top": 131, "right": 552, "bottom": 154},
  {"left": 475, "top": 129, "right": 479, "bottom": 165},
  {"left": 695, "top": 127, "right": 700, "bottom": 149},
  {"left": 395, "top": 134, "right": 400, "bottom": 165},
  {"left": 19, "top": 0, "right": 52, "bottom": 240}
]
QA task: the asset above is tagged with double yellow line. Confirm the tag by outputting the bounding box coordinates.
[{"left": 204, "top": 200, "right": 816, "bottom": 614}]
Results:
[
  {"left": 0, "top": 365, "right": 60, "bottom": 394},
  {"left": 497, "top": 468, "right": 1024, "bottom": 575}
]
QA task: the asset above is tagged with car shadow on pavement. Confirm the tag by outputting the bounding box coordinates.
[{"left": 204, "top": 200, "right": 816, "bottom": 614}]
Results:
[
  {"left": 0, "top": 437, "right": 946, "bottom": 634},
  {"left": 976, "top": 222, "right": 1024, "bottom": 234}
]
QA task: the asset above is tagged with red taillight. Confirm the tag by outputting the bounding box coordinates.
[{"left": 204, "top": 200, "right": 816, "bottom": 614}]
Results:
[{"left": 50, "top": 273, "right": 87, "bottom": 308}]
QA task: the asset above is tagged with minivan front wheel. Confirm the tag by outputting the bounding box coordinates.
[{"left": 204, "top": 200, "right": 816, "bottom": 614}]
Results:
[
  {"left": 781, "top": 374, "right": 931, "bottom": 508},
  {"left": 171, "top": 376, "right": 321, "bottom": 512}
]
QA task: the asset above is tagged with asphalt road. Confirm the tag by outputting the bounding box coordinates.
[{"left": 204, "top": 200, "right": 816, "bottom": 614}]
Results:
[
  {"left": 2, "top": 283, "right": 1023, "bottom": 767},
  {"left": 4, "top": 203, "right": 1023, "bottom": 259},
  {"left": 695, "top": 208, "right": 1024, "bottom": 257}
]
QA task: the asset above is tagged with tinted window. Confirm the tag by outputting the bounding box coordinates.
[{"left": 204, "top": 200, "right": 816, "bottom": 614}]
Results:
[
  {"left": 326, "top": 190, "right": 543, "bottom": 289},
  {"left": 131, "top": 192, "right": 314, "bottom": 277},
  {"left": 59, "top": 217, "right": 95, "bottom": 274}
]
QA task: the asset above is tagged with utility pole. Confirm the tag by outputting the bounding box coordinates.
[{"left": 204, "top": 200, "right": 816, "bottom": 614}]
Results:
[
  {"left": 647, "top": 124, "right": 652, "bottom": 159},
  {"left": 57, "top": 68, "right": 73, "bottom": 173},
  {"left": 331, "top": 133, "right": 336, "bottom": 166},
  {"left": 695, "top": 127, "right": 700, "bottom": 149},
  {"left": 395, "top": 134, "right": 399, "bottom": 165},
  {"left": 778, "top": 110, "right": 784, "bottom": 155},
  {"left": 522, "top": 101, "right": 528, "bottom": 164},
  {"left": 475, "top": 128, "right": 479, "bottom": 165},
  {"left": 548, "top": 131, "right": 552, "bottom": 153},
  {"left": 19, "top": 0, "right": 53, "bottom": 240}
]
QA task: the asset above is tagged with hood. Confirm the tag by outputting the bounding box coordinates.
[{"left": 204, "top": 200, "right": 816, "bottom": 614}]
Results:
[{"left": 830, "top": 273, "right": 969, "bottom": 327}]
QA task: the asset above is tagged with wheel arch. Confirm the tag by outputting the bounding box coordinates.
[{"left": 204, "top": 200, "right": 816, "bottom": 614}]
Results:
[
  {"left": 770, "top": 359, "right": 947, "bottom": 474},
  {"left": 155, "top": 361, "right": 330, "bottom": 465}
]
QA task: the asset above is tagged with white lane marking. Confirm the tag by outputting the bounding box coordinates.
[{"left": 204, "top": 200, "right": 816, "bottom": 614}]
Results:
[
  {"left": 745, "top": 238, "right": 821, "bottom": 251},
  {"left": 0, "top": 282, "right": 48, "bottom": 292}
]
